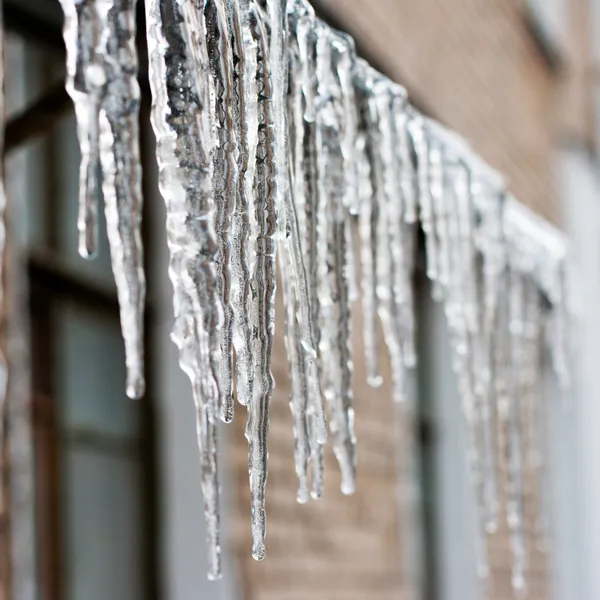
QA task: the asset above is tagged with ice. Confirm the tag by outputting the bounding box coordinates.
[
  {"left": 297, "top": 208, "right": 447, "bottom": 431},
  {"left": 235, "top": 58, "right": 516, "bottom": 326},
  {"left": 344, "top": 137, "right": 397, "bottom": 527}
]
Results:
[
  {"left": 286, "top": 0, "right": 327, "bottom": 500},
  {"left": 314, "top": 21, "right": 355, "bottom": 495},
  {"left": 98, "top": 0, "right": 146, "bottom": 400},
  {"left": 206, "top": 0, "right": 238, "bottom": 422},
  {"left": 354, "top": 60, "right": 383, "bottom": 388},
  {"left": 144, "top": 0, "right": 223, "bottom": 579},
  {"left": 53, "top": 0, "right": 573, "bottom": 581},
  {"left": 59, "top": 0, "right": 146, "bottom": 399},
  {"left": 227, "top": 0, "right": 258, "bottom": 409},
  {"left": 59, "top": 0, "right": 104, "bottom": 259},
  {"left": 246, "top": 3, "right": 278, "bottom": 561}
]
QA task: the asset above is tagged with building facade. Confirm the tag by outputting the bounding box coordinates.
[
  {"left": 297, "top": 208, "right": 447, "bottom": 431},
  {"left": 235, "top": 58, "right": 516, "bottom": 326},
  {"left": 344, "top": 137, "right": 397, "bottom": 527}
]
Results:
[{"left": 3, "top": 1, "right": 598, "bottom": 600}]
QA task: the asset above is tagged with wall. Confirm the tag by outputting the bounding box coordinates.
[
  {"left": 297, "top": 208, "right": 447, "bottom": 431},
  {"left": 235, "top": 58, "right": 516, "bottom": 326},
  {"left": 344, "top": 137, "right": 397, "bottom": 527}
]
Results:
[{"left": 317, "top": 0, "right": 561, "bottom": 224}]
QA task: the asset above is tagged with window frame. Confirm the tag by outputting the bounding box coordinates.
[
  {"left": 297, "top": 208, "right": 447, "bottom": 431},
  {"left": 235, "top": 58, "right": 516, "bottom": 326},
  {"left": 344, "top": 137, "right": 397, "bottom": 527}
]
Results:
[
  {"left": 4, "top": 12, "right": 161, "bottom": 600},
  {"left": 522, "top": 0, "right": 565, "bottom": 71}
]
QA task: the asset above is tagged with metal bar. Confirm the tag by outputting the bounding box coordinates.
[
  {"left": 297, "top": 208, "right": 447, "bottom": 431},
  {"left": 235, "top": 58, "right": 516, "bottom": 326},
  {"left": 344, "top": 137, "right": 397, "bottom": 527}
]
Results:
[
  {"left": 28, "top": 253, "right": 120, "bottom": 316},
  {"left": 4, "top": 84, "right": 71, "bottom": 155},
  {"left": 3, "top": 0, "right": 64, "bottom": 52}
]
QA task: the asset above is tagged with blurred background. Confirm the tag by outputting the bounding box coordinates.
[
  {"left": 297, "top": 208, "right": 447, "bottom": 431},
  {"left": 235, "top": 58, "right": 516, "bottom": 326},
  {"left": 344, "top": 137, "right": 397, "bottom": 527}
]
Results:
[{"left": 1, "top": 1, "right": 599, "bottom": 599}]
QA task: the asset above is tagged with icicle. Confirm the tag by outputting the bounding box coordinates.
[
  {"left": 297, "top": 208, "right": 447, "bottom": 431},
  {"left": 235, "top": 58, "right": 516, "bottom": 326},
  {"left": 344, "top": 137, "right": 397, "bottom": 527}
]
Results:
[
  {"left": 427, "top": 137, "right": 450, "bottom": 294},
  {"left": 246, "top": 3, "right": 278, "bottom": 561},
  {"left": 410, "top": 116, "right": 441, "bottom": 297},
  {"left": 280, "top": 14, "right": 325, "bottom": 452},
  {"left": 370, "top": 82, "right": 405, "bottom": 404},
  {"left": 314, "top": 21, "right": 356, "bottom": 495},
  {"left": 226, "top": 0, "right": 258, "bottom": 410},
  {"left": 287, "top": 0, "right": 327, "bottom": 501},
  {"left": 355, "top": 61, "right": 383, "bottom": 388},
  {"left": 506, "top": 265, "right": 527, "bottom": 592},
  {"left": 205, "top": 0, "right": 238, "bottom": 422},
  {"left": 476, "top": 185, "right": 505, "bottom": 535},
  {"left": 423, "top": 125, "right": 494, "bottom": 579},
  {"left": 395, "top": 108, "right": 418, "bottom": 226},
  {"left": 280, "top": 250, "right": 310, "bottom": 503},
  {"left": 97, "top": 0, "right": 146, "bottom": 400},
  {"left": 391, "top": 95, "right": 417, "bottom": 369},
  {"left": 144, "top": 0, "right": 222, "bottom": 579},
  {"left": 521, "top": 278, "right": 547, "bottom": 548},
  {"left": 330, "top": 32, "right": 360, "bottom": 303},
  {"left": 59, "top": 0, "right": 146, "bottom": 399},
  {"left": 59, "top": 0, "right": 104, "bottom": 259},
  {"left": 547, "top": 270, "right": 571, "bottom": 396}
]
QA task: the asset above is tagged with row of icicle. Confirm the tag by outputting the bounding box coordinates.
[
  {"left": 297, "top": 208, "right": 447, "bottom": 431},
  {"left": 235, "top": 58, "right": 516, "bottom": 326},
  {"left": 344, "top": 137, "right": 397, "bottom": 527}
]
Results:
[{"left": 53, "top": 0, "right": 570, "bottom": 588}]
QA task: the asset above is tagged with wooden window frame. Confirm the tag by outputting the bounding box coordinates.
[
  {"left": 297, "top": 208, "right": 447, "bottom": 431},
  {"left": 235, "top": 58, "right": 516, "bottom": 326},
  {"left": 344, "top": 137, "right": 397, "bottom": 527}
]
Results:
[{"left": 3, "top": 7, "right": 161, "bottom": 598}]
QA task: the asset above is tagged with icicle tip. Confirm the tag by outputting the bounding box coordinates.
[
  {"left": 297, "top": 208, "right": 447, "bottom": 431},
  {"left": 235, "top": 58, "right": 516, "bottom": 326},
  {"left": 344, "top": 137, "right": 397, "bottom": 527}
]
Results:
[
  {"left": 126, "top": 372, "right": 145, "bottom": 400},
  {"left": 252, "top": 541, "right": 266, "bottom": 562}
]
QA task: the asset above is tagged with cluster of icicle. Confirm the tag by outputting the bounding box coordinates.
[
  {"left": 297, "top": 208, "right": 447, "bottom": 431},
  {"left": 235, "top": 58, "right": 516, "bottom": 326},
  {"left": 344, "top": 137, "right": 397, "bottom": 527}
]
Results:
[
  {"left": 59, "top": 0, "right": 146, "bottom": 400},
  {"left": 58, "top": 0, "right": 570, "bottom": 587}
]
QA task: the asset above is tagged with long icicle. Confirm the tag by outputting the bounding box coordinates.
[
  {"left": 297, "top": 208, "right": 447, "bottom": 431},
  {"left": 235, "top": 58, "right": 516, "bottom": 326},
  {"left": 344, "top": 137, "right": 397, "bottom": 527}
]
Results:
[
  {"left": 432, "top": 138, "right": 490, "bottom": 579},
  {"left": 507, "top": 265, "right": 527, "bottom": 592},
  {"left": 376, "top": 83, "right": 407, "bottom": 405},
  {"left": 331, "top": 32, "right": 360, "bottom": 303},
  {"left": 280, "top": 247, "right": 311, "bottom": 503},
  {"left": 98, "top": 0, "right": 146, "bottom": 399},
  {"left": 145, "top": 0, "right": 223, "bottom": 579},
  {"left": 355, "top": 61, "right": 383, "bottom": 388},
  {"left": 206, "top": 0, "right": 238, "bottom": 422},
  {"left": 390, "top": 92, "right": 417, "bottom": 371},
  {"left": 285, "top": 0, "right": 327, "bottom": 503},
  {"left": 477, "top": 189, "right": 505, "bottom": 535},
  {"left": 314, "top": 21, "right": 355, "bottom": 495},
  {"left": 246, "top": 2, "right": 278, "bottom": 561},
  {"left": 227, "top": 0, "right": 258, "bottom": 409},
  {"left": 59, "top": 0, "right": 103, "bottom": 258},
  {"left": 272, "top": 0, "right": 325, "bottom": 454},
  {"left": 283, "top": 5, "right": 325, "bottom": 444},
  {"left": 286, "top": 1, "right": 312, "bottom": 503}
]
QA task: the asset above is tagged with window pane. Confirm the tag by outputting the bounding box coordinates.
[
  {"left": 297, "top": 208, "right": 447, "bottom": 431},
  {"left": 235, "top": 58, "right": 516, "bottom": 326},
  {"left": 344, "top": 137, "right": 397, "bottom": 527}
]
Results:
[
  {"left": 527, "top": 0, "right": 566, "bottom": 53},
  {"left": 5, "top": 35, "right": 55, "bottom": 247},
  {"left": 55, "top": 302, "right": 138, "bottom": 439},
  {"left": 63, "top": 448, "right": 143, "bottom": 600}
]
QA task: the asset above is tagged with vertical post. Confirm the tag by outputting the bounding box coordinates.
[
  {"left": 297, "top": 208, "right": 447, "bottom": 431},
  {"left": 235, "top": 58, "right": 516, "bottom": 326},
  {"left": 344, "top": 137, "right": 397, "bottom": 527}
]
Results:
[
  {"left": 415, "top": 257, "right": 483, "bottom": 600},
  {"left": 561, "top": 146, "right": 600, "bottom": 600}
]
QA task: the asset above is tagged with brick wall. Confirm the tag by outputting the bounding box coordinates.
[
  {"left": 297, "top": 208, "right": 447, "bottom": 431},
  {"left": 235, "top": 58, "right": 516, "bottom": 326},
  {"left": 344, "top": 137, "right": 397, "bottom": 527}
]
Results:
[
  {"left": 317, "top": 0, "right": 561, "bottom": 224},
  {"left": 231, "top": 292, "right": 407, "bottom": 600},
  {"left": 228, "top": 1, "right": 578, "bottom": 599}
]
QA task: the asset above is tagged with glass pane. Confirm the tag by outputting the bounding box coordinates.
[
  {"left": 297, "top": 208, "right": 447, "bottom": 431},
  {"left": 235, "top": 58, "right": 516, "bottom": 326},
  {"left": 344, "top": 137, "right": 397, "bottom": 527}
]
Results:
[
  {"left": 53, "top": 113, "right": 116, "bottom": 287},
  {"left": 5, "top": 35, "right": 56, "bottom": 247},
  {"left": 6, "top": 137, "right": 48, "bottom": 247},
  {"left": 5, "top": 34, "right": 57, "bottom": 118},
  {"left": 527, "top": 0, "right": 566, "bottom": 51},
  {"left": 63, "top": 448, "right": 142, "bottom": 600},
  {"left": 55, "top": 302, "right": 138, "bottom": 439}
]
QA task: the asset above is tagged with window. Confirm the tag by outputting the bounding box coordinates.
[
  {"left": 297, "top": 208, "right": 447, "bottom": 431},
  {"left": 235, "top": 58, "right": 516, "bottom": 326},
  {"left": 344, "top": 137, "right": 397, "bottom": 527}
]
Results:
[
  {"left": 559, "top": 147, "right": 600, "bottom": 600},
  {"left": 525, "top": 0, "right": 566, "bottom": 65},
  {"left": 4, "top": 11, "right": 158, "bottom": 600}
]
